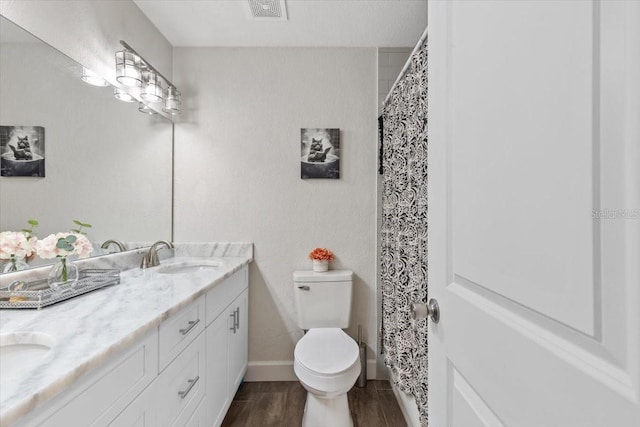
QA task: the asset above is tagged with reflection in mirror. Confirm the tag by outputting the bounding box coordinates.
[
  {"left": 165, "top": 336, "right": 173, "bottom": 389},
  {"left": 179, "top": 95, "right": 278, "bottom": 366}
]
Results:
[{"left": 0, "top": 16, "right": 173, "bottom": 272}]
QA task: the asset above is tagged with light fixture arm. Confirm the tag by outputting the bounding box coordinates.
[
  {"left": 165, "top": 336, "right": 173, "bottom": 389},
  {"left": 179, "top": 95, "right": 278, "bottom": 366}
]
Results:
[{"left": 119, "top": 40, "right": 177, "bottom": 89}]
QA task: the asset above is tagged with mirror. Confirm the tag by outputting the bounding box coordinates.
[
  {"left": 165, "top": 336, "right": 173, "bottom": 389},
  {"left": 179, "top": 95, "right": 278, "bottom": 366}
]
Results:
[{"left": 0, "top": 16, "right": 173, "bottom": 270}]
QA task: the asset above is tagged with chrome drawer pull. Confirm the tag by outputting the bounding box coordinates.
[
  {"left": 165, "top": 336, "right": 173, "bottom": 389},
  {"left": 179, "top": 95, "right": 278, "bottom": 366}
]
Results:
[
  {"left": 234, "top": 307, "right": 240, "bottom": 330},
  {"left": 230, "top": 312, "right": 237, "bottom": 333},
  {"left": 178, "top": 376, "right": 200, "bottom": 399},
  {"left": 179, "top": 318, "right": 200, "bottom": 335}
]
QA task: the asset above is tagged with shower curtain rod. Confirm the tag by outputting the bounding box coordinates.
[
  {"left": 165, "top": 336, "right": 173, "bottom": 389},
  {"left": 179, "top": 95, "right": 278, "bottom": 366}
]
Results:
[{"left": 383, "top": 26, "right": 428, "bottom": 107}]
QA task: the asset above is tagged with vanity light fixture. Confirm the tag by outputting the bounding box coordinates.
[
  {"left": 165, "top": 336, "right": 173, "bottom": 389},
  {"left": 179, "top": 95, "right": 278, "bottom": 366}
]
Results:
[
  {"left": 116, "top": 40, "right": 181, "bottom": 115},
  {"left": 141, "top": 71, "right": 163, "bottom": 103},
  {"left": 163, "top": 86, "right": 182, "bottom": 115},
  {"left": 115, "top": 50, "right": 142, "bottom": 87},
  {"left": 114, "top": 87, "right": 136, "bottom": 102},
  {"left": 81, "top": 67, "right": 109, "bottom": 87}
]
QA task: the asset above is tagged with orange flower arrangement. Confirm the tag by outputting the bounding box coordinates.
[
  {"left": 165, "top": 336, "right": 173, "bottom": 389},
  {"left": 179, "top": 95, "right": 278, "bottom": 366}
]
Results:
[{"left": 308, "top": 247, "right": 335, "bottom": 261}]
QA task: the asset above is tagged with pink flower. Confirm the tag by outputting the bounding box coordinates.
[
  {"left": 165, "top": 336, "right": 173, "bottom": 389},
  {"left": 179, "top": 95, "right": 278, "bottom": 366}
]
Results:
[
  {"left": 36, "top": 232, "right": 93, "bottom": 259},
  {"left": 36, "top": 233, "right": 67, "bottom": 259},
  {"left": 0, "top": 231, "right": 35, "bottom": 260},
  {"left": 73, "top": 234, "right": 93, "bottom": 259}
]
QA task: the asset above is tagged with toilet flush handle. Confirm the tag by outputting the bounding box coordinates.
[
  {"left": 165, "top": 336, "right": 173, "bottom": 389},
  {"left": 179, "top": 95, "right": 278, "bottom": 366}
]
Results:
[{"left": 297, "top": 285, "right": 310, "bottom": 291}]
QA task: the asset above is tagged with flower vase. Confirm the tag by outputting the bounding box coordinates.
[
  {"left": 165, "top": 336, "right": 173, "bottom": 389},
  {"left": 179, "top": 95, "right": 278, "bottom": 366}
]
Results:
[
  {"left": 2, "top": 257, "right": 29, "bottom": 273},
  {"left": 312, "top": 259, "right": 329, "bottom": 272},
  {"left": 48, "top": 257, "right": 78, "bottom": 290}
]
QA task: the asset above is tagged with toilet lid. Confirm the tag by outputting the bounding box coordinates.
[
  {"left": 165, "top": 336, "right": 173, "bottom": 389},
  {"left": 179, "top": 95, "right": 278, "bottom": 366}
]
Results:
[{"left": 295, "top": 328, "right": 360, "bottom": 375}]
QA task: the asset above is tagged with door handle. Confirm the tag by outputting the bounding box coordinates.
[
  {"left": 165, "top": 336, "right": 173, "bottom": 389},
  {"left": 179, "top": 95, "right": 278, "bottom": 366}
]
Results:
[
  {"left": 297, "top": 285, "right": 310, "bottom": 291},
  {"left": 411, "top": 299, "right": 440, "bottom": 323}
]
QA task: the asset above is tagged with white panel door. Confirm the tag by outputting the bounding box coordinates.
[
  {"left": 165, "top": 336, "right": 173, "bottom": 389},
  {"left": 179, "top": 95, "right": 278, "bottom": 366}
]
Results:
[{"left": 428, "top": 1, "right": 640, "bottom": 426}]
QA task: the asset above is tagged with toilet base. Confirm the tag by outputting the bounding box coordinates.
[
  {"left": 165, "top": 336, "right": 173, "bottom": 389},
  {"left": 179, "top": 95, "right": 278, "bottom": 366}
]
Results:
[{"left": 302, "top": 391, "right": 353, "bottom": 427}]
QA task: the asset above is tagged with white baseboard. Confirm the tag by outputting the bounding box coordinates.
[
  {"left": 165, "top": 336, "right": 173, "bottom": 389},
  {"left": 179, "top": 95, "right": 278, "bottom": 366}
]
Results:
[
  {"left": 245, "top": 361, "right": 297, "bottom": 381},
  {"left": 389, "top": 369, "right": 421, "bottom": 427},
  {"left": 244, "top": 359, "right": 379, "bottom": 382}
]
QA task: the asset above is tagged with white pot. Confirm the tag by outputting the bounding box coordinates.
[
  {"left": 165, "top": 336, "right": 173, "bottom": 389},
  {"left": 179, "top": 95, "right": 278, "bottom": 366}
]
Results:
[{"left": 312, "top": 259, "right": 329, "bottom": 272}]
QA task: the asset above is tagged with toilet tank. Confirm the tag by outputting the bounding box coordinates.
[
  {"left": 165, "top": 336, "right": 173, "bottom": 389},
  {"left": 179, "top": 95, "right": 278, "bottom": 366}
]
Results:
[{"left": 293, "top": 270, "right": 353, "bottom": 329}]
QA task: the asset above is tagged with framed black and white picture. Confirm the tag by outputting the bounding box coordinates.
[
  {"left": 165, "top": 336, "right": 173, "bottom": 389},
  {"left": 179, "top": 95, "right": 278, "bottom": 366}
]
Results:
[
  {"left": 301, "top": 128, "right": 340, "bottom": 179},
  {"left": 0, "top": 125, "right": 45, "bottom": 177}
]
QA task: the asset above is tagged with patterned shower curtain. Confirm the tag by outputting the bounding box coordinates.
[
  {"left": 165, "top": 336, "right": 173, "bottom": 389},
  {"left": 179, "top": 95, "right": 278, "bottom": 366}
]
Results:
[{"left": 381, "top": 39, "right": 429, "bottom": 426}]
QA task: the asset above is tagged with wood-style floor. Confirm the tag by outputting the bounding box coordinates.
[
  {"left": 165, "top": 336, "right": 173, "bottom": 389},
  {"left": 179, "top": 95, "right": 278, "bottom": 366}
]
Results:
[{"left": 221, "top": 380, "right": 407, "bottom": 427}]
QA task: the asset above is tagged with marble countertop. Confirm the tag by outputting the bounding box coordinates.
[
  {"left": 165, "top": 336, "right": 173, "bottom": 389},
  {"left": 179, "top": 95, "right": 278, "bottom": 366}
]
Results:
[{"left": 0, "top": 243, "right": 252, "bottom": 427}]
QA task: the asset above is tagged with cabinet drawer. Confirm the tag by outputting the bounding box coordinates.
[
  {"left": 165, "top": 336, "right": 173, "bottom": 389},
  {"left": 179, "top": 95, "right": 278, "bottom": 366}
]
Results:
[
  {"left": 33, "top": 332, "right": 158, "bottom": 427},
  {"left": 159, "top": 296, "right": 205, "bottom": 371},
  {"left": 184, "top": 396, "right": 207, "bottom": 427},
  {"left": 205, "top": 266, "right": 248, "bottom": 326},
  {"left": 156, "top": 331, "right": 206, "bottom": 427},
  {"left": 108, "top": 382, "right": 157, "bottom": 427}
]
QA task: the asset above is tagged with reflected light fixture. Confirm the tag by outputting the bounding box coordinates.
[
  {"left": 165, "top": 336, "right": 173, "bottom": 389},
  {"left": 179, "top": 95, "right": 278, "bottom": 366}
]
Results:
[
  {"left": 81, "top": 67, "right": 109, "bottom": 87},
  {"left": 114, "top": 87, "right": 135, "bottom": 102},
  {"left": 163, "top": 86, "right": 182, "bottom": 115},
  {"left": 138, "top": 102, "right": 157, "bottom": 115},
  {"left": 141, "top": 71, "right": 163, "bottom": 103}
]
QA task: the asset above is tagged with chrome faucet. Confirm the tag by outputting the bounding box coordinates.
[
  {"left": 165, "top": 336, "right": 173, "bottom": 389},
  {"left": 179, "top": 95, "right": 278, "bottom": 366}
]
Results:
[
  {"left": 140, "top": 240, "right": 175, "bottom": 269},
  {"left": 100, "top": 239, "right": 127, "bottom": 253}
]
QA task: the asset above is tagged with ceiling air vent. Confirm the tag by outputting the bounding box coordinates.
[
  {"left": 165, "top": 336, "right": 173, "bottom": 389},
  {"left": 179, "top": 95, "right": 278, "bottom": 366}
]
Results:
[{"left": 246, "top": 0, "right": 288, "bottom": 21}]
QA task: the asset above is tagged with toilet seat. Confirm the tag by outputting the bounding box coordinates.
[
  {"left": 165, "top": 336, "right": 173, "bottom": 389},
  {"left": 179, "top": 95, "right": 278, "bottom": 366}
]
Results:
[
  {"left": 295, "top": 328, "right": 360, "bottom": 375},
  {"left": 294, "top": 328, "right": 361, "bottom": 397}
]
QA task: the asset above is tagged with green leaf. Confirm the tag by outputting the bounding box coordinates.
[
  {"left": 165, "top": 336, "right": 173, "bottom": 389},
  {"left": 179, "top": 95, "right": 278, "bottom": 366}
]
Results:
[
  {"left": 56, "top": 239, "right": 73, "bottom": 250},
  {"left": 83, "top": 223, "right": 92, "bottom": 228},
  {"left": 21, "top": 228, "right": 30, "bottom": 233},
  {"left": 70, "top": 228, "right": 80, "bottom": 234},
  {"left": 28, "top": 219, "right": 39, "bottom": 226},
  {"left": 73, "top": 219, "right": 83, "bottom": 226},
  {"left": 65, "top": 235, "right": 77, "bottom": 243}
]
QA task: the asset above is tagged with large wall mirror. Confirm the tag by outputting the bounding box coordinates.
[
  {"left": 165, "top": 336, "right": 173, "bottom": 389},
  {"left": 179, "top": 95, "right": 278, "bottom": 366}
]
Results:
[{"left": 0, "top": 16, "right": 173, "bottom": 270}]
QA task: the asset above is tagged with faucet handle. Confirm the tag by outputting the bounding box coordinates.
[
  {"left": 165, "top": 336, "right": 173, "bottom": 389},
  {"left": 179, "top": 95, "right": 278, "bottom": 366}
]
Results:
[{"left": 140, "top": 253, "right": 150, "bottom": 269}]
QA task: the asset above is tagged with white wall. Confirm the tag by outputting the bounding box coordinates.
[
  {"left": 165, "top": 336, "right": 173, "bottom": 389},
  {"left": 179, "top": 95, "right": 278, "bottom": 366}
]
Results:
[
  {"left": 172, "top": 47, "right": 378, "bottom": 378},
  {"left": 0, "top": 0, "right": 172, "bottom": 85},
  {"left": 378, "top": 48, "right": 412, "bottom": 114}
]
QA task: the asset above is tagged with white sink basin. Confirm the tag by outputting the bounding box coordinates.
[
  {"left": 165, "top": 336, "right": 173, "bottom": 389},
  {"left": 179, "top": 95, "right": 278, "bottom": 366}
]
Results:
[
  {"left": 0, "top": 333, "right": 55, "bottom": 393},
  {"left": 157, "top": 261, "right": 221, "bottom": 275}
]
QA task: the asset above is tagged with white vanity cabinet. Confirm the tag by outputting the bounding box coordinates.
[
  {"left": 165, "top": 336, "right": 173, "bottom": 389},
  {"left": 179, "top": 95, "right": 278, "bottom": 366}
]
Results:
[
  {"left": 10, "top": 264, "right": 249, "bottom": 427},
  {"left": 114, "top": 265, "right": 248, "bottom": 427}
]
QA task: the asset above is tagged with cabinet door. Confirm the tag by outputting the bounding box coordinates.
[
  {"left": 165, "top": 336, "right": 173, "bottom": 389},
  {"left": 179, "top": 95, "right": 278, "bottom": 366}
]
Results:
[
  {"left": 205, "top": 308, "right": 231, "bottom": 427},
  {"left": 228, "top": 289, "right": 248, "bottom": 394}
]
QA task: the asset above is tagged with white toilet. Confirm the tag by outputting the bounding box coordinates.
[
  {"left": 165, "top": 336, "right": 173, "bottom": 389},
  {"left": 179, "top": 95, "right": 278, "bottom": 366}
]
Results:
[{"left": 293, "top": 270, "right": 361, "bottom": 427}]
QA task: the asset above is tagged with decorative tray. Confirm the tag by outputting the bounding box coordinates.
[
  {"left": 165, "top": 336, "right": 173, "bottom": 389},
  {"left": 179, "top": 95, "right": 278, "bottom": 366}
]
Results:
[{"left": 0, "top": 269, "right": 120, "bottom": 310}]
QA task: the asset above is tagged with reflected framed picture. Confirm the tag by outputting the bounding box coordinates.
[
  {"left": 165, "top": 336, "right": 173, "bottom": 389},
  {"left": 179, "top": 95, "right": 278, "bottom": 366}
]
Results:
[
  {"left": 301, "top": 128, "right": 340, "bottom": 179},
  {"left": 0, "top": 125, "right": 45, "bottom": 177}
]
